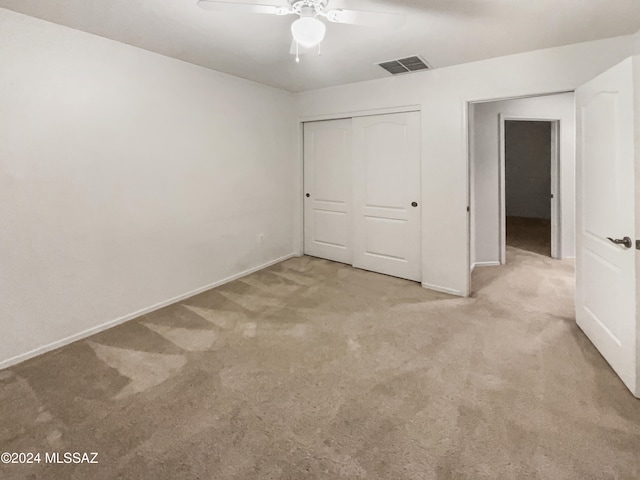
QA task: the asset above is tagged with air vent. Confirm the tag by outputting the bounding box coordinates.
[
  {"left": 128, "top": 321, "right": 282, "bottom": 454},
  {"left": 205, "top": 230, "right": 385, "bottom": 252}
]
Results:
[{"left": 377, "top": 55, "right": 430, "bottom": 75}]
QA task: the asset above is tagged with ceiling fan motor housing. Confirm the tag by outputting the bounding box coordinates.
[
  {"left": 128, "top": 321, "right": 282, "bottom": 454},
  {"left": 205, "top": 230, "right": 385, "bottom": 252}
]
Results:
[{"left": 290, "top": 0, "right": 328, "bottom": 16}]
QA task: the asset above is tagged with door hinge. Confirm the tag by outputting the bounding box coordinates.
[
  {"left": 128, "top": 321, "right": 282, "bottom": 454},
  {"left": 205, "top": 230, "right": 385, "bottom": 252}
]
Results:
[
  {"left": 466, "top": 206, "right": 470, "bottom": 212},
  {"left": 637, "top": 240, "right": 640, "bottom": 250}
]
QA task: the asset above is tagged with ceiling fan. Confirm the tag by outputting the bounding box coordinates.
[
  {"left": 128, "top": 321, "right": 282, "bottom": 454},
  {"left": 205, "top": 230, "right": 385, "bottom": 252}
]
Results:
[{"left": 196, "top": 0, "right": 405, "bottom": 61}]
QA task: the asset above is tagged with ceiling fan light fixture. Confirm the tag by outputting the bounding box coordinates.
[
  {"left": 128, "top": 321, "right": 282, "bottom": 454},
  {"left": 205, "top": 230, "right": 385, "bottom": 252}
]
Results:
[{"left": 291, "top": 16, "right": 326, "bottom": 48}]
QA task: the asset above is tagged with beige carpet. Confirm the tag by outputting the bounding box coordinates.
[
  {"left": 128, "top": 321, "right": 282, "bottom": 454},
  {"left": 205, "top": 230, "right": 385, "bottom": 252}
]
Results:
[
  {"left": 1, "top": 250, "right": 639, "bottom": 479},
  {"left": 506, "top": 216, "right": 551, "bottom": 257}
]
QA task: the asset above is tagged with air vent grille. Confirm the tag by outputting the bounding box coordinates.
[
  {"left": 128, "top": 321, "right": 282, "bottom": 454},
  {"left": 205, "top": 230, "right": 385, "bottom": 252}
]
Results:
[{"left": 377, "top": 56, "right": 430, "bottom": 75}]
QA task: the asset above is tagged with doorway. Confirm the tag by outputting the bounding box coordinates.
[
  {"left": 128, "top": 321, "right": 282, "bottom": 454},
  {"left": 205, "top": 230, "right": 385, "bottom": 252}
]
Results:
[
  {"left": 468, "top": 92, "right": 575, "bottom": 281},
  {"left": 500, "top": 118, "right": 559, "bottom": 260}
]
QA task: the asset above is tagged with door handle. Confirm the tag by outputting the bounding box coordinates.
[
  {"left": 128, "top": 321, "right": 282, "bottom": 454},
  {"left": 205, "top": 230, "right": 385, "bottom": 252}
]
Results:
[
  {"left": 607, "top": 236, "right": 632, "bottom": 248},
  {"left": 411, "top": 202, "right": 418, "bottom": 207}
]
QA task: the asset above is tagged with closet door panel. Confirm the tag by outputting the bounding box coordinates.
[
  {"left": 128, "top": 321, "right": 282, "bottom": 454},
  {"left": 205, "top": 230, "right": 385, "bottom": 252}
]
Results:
[
  {"left": 303, "top": 119, "right": 352, "bottom": 264},
  {"left": 352, "top": 112, "right": 421, "bottom": 281}
]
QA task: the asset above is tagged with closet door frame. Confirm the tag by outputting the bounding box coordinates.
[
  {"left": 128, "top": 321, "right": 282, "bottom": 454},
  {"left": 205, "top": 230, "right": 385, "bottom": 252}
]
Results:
[{"left": 297, "top": 105, "right": 422, "bottom": 278}]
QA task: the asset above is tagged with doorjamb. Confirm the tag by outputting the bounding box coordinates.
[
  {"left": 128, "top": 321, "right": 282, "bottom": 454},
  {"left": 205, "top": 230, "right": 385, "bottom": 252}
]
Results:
[{"left": 499, "top": 115, "right": 561, "bottom": 263}]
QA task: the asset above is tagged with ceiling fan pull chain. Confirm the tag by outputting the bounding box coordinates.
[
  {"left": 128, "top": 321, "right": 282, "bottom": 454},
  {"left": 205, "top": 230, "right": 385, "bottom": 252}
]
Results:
[
  {"left": 295, "top": 40, "right": 300, "bottom": 63},
  {"left": 318, "top": 41, "right": 321, "bottom": 56}
]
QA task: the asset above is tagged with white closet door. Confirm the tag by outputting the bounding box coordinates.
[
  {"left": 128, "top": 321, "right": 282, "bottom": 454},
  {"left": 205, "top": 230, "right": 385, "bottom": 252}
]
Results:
[
  {"left": 303, "top": 119, "right": 353, "bottom": 264},
  {"left": 352, "top": 112, "right": 422, "bottom": 281}
]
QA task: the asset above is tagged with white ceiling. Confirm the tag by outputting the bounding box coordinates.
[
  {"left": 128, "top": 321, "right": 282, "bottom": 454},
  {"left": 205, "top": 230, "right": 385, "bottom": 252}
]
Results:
[{"left": 2, "top": 0, "right": 640, "bottom": 92}]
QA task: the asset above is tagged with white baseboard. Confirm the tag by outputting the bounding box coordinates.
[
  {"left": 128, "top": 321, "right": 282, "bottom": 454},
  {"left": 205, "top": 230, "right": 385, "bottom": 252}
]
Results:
[
  {"left": 421, "top": 282, "right": 465, "bottom": 297},
  {"left": 0, "top": 253, "right": 295, "bottom": 371},
  {"left": 471, "top": 261, "right": 501, "bottom": 272}
]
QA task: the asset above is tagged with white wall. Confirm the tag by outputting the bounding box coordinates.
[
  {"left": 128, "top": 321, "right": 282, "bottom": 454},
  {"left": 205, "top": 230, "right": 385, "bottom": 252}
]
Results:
[
  {"left": 0, "top": 9, "right": 296, "bottom": 367},
  {"left": 296, "top": 36, "right": 634, "bottom": 295},
  {"left": 471, "top": 93, "right": 575, "bottom": 265}
]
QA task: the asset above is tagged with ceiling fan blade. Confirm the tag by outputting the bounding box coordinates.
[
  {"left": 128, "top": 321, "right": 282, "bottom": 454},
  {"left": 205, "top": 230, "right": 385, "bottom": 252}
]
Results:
[
  {"left": 196, "top": 0, "right": 291, "bottom": 15},
  {"left": 324, "top": 9, "right": 405, "bottom": 28}
]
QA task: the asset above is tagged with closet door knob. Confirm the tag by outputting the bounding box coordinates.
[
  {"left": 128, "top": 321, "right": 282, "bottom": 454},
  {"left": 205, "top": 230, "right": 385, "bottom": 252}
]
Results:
[
  {"left": 305, "top": 193, "right": 310, "bottom": 198},
  {"left": 411, "top": 202, "right": 418, "bottom": 207}
]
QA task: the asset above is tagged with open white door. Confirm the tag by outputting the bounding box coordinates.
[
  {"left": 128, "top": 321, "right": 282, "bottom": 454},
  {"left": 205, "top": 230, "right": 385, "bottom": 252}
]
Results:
[
  {"left": 352, "top": 112, "right": 421, "bottom": 282},
  {"left": 303, "top": 119, "right": 352, "bottom": 264},
  {"left": 575, "top": 57, "right": 638, "bottom": 396}
]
